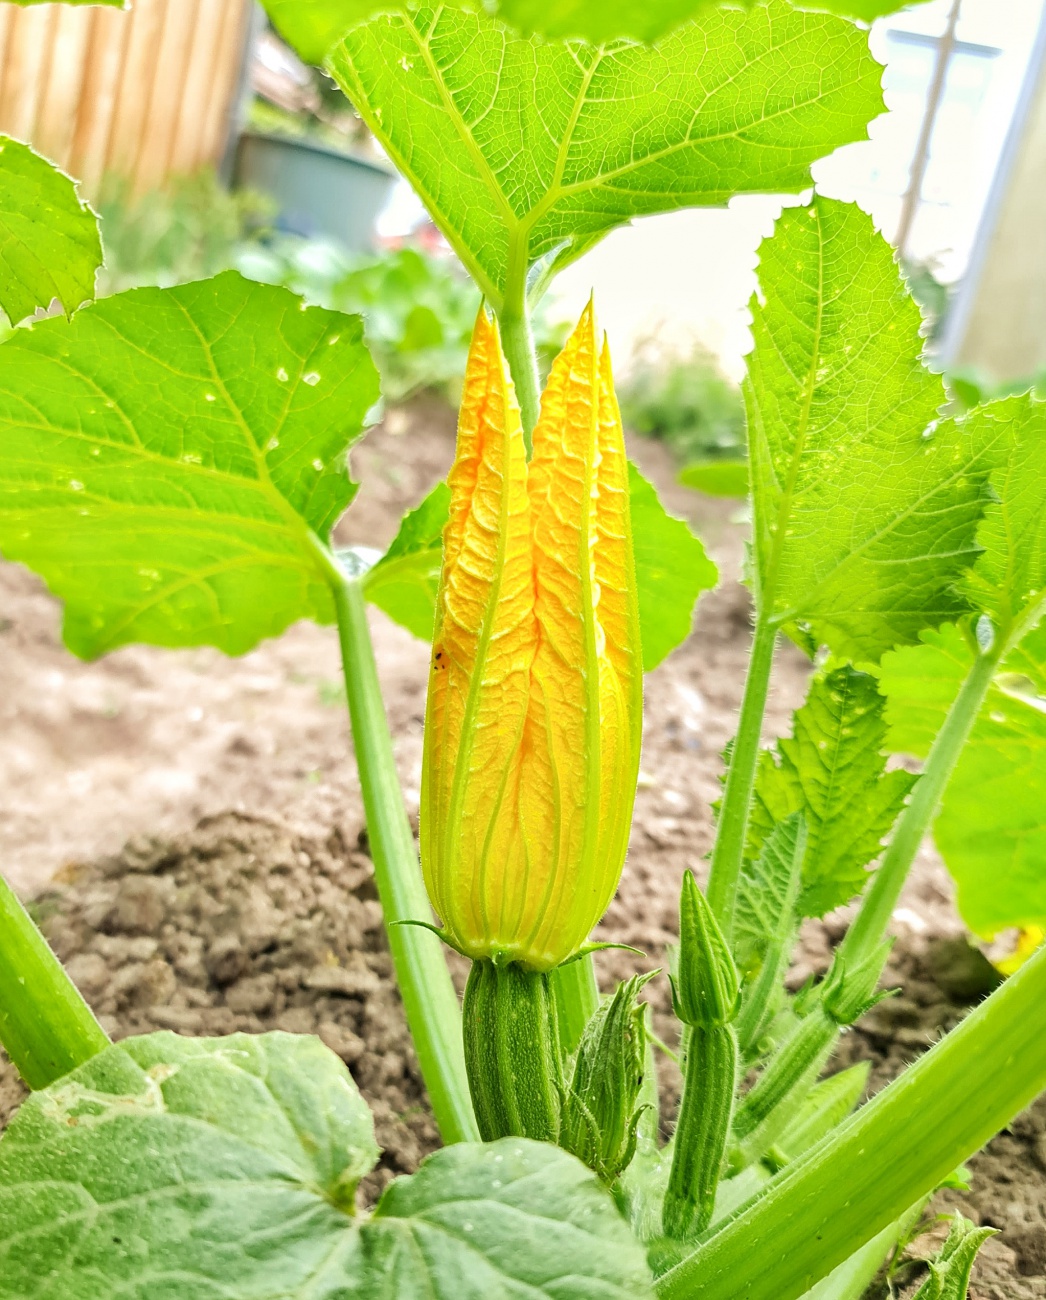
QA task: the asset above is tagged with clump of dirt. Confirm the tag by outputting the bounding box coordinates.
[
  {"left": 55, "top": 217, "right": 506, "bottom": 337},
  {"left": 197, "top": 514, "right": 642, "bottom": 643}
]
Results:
[{"left": 0, "top": 811, "right": 445, "bottom": 1202}]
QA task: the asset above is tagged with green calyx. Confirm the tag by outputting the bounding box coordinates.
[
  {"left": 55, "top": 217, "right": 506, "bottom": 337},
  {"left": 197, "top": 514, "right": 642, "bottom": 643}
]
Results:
[
  {"left": 560, "top": 973, "right": 653, "bottom": 1185},
  {"left": 672, "top": 872, "right": 741, "bottom": 1030},
  {"left": 462, "top": 959, "right": 563, "bottom": 1143}
]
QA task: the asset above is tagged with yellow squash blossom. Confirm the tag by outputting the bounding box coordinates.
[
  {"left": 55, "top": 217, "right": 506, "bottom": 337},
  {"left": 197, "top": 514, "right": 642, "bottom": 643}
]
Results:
[{"left": 420, "top": 304, "right": 643, "bottom": 971}]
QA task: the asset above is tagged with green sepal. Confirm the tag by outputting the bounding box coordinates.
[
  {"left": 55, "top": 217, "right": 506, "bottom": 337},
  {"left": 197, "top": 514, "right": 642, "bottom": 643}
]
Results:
[
  {"left": 462, "top": 959, "right": 563, "bottom": 1144},
  {"left": 822, "top": 940, "right": 895, "bottom": 1026},
  {"left": 560, "top": 973, "right": 654, "bottom": 1185},
  {"left": 663, "top": 1023, "right": 739, "bottom": 1240},
  {"left": 912, "top": 1214, "right": 997, "bottom": 1300},
  {"left": 672, "top": 872, "right": 741, "bottom": 1029}
]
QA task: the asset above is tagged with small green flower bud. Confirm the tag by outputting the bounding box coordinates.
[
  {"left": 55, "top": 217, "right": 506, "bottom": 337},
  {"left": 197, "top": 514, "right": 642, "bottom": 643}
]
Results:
[
  {"left": 822, "top": 940, "right": 893, "bottom": 1026},
  {"left": 560, "top": 973, "right": 653, "bottom": 1184},
  {"left": 672, "top": 871, "right": 740, "bottom": 1029}
]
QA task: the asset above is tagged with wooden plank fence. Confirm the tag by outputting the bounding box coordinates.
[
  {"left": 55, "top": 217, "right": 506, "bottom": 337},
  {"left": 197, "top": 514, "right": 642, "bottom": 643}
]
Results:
[{"left": 0, "top": 0, "right": 252, "bottom": 195}]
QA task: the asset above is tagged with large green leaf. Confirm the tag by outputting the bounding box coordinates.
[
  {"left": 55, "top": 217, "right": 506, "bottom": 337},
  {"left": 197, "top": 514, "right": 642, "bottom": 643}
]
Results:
[
  {"left": 0, "top": 136, "right": 102, "bottom": 327},
  {"left": 329, "top": 3, "right": 883, "bottom": 310},
  {"left": 362, "top": 480, "right": 448, "bottom": 639},
  {"left": 881, "top": 624, "right": 1046, "bottom": 937},
  {"left": 746, "top": 666, "right": 915, "bottom": 916},
  {"left": 877, "top": 395, "right": 1046, "bottom": 936},
  {"left": 263, "top": 0, "right": 920, "bottom": 65},
  {"left": 362, "top": 465, "right": 716, "bottom": 667},
  {"left": 746, "top": 197, "right": 1005, "bottom": 662},
  {"left": 629, "top": 461, "right": 718, "bottom": 670},
  {"left": 0, "top": 1031, "right": 654, "bottom": 1298},
  {"left": 0, "top": 271, "right": 379, "bottom": 659}
]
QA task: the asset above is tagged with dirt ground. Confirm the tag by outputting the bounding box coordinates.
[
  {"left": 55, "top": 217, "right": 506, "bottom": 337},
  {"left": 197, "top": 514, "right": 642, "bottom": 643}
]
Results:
[{"left": 0, "top": 399, "right": 1042, "bottom": 1297}]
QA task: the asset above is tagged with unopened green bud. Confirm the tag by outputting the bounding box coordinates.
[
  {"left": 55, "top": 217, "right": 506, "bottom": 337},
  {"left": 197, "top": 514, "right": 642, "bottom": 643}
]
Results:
[
  {"left": 822, "top": 940, "right": 893, "bottom": 1026},
  {"left": 560, "top": 973, "right": 653, "bottom": 1184},
  {"left": 672, "top": 872, "right": 740, "bottom": 1029}
]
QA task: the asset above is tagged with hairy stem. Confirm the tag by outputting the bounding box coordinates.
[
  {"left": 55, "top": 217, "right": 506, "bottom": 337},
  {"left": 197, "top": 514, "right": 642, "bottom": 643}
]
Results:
[
  {"left": 0, "top": 871, "right": 109, "bottom": 1089},
  {"left": 706, "top": 615, "right": 778, "bottom": 937},
  {"left": 840, "top": 643, "right": 1001, "bottom": 966},
  {"left": 329, "top": 567, "right": 478, "bottom": 1144},
  {"left": 657, "top": 939, "right": 1046, "bottom": 1300}
]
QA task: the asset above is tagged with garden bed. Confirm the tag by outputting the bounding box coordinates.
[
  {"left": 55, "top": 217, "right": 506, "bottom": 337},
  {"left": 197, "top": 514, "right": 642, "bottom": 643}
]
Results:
[{"left": 0, "top": 406, "right": 1042, "bottom": 1297}]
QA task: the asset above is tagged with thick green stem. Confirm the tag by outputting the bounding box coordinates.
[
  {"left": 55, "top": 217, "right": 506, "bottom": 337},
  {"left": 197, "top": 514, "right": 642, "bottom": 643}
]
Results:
[
  {"left": 706, "top": 615, "right": 778, "bottom": 938},
  {"left": 839, "top": 644, "right": 1001, "bottom": 967},
  {"left": 330, "top": 571, "right": 478, "bottom": 1144},
  {"left": 656, "top": 939, "right": 1046, "bottom": 1300},
  {"left": 0, "top": 872, "right": 109, "bottom": 1089},
  {"left": 498, "top": 302, "right": 541, "bottom": 445}
]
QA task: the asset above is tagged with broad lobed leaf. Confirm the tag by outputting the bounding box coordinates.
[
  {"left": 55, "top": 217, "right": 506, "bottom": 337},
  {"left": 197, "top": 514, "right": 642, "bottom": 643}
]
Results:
[
  {"left": 262, "top": 0, "right": 920, "bottom": 64},
  {"left": 746, "top": 197, "right": 1004, "bottom": 661},
  {"left": 746, "top": 666, "right": 914, "bottom": 917},
  {"left": 880, "top": 622, "right": 1046, "bottom": 937},
  {"left": 0, "top": 1031, "right": 654, "bottom": 1298},
  {"left": 0, "top": 271, "right": 379, "bottom": 659},
  {"left": 329, "top": 2, "right": 883, "bottom": 309},
  {"left": 0, "top": 136, "right": 102, "bottom": 327}
]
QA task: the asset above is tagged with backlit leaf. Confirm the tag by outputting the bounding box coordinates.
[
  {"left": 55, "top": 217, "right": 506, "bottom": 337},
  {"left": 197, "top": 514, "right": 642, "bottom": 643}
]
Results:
[
  {"left": 747, "top": 197, "right": 1004, "bottom": 662},
  {"left": 678, "top": 459, "right": 749, "bottom": 499},
  {"left": 747, "top": 666, "right": 915, "bottom": 917},
  {"left": 0, "top": 271, "right": 379, "bottom": 658},
  {"left": 629, "top": 462, "right": 718, "bottom": 670},
  {"left": 0, "top": 1031, "right": 654, "bottom": 1297},
  {"left": 0, "top": 136, "right": 101, "bottom": 326},
  {"left": 329, "top": 3, "right": 884, "bottom": 309},
  {"left": 363, "top": 481, "right": 448, "bottom": 639}
]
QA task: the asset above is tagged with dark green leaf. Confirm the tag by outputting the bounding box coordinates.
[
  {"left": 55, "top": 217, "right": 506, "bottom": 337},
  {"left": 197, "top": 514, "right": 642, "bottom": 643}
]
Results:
[
  {"left": 0, "top": 1031, "right": 654, "bottom": 1296},
  {"left": 747, "top": 197, "right": 1003, "bottom": 662},
  {"left": 629, "top": 462, "right": 718, "bottom": 670},
  {"left": 747, "top": 666, "right": 915, "bottom": 917},
  {"left": 0, "top": 271, "right": 379, "bottom": 659},
  {"left": 0, "top": 1032, "right": 380, "bottom": 1296},
  {"left": 678, "top": 459, "right": 749, "bottom": 499},
  {"left": 363, "top": 481, "right": 448, "bottom": 639},
  {"left": 330, "top": 3, "right": 884, "bottom": 309},
  {"left": 0, "top": 136, "right": 102, "bottom": 326},
  {"left": 880, "top": 622, "right": 1046, "bottom": 936}
]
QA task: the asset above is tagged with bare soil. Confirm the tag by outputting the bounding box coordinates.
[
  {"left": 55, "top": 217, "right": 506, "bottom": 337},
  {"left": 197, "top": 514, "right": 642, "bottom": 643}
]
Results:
[{"left": 0, "top": 399, "right": 1042, "bottom": 1296}]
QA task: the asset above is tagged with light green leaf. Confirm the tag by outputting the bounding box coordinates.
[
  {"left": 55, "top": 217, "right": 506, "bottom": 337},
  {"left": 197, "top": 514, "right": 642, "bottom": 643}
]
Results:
[
  {"left": 747, "top": 197, "right": 1005, "bottom": 661},
  {"left": 261, "top": 0, "right": 383, "bottom": 62},
  {"left": 778, "top": 1061, "right": 870, "bottom": 1161},
  {"left": 367, "top": 465, "right": 716, "bottom": 669},
  {"left": 330, "top": 3, "right": 884, "bottom": 310},
  {"left": 678, "top": 459, "right": 749, "bottom": 499},
  {"left": 747, "top": 666, "right": 915, "bottom": 917},
  {"left": 912, "top": 1214, "right": 996, "bottom": 1300},
  {"left": 961, "top": 393, "right": 1046, "bottom": 635},
  {"left": 365, "top": 1138, "right": 655, "bottom": 1297},
  {"left": 0, "top": 1032, "right": 654, "bottom": 1297},
  {"left": 629, "top": 461, "right": 718, "bottom": 669},
  {"left": 0, "top": 271, "right": 379, "bottom": 659},
  {"left": 880, "top": 623, "right": 1046, "bottom": 936},
  {"left": 497, "top": 0, "right": 722, "bottom": 43},
  {"left": 735, "top": 811, "right": 805, "bottom": 973},
  {"left": 363, "top": 481, "right": 448, "bottom": 639},
  {"left": 0, "top": 136, "right": 102, "bottom": 327},
  {"left": 797, "top": 0, "right": 926, "bottom": 21}
]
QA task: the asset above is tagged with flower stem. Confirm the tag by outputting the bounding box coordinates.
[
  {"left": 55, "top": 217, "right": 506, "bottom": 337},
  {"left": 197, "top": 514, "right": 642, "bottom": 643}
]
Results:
[
  {"left": 499, "top": 301, "right": 541, "bottom": 446},
  {"left": 0, "top": 871, "right": 109, "bottom": 1089},
  {"left": 657, "top": 937, "right": 1046, "bottom": 1300},
  {"left": 839, "top": 642, "right": 1001, "bottom": 967},
  {"left": 328, "top": 566, "right": 478, "bottom": 1144},
  {"left": 705, "top": 615, "right": 778, "bottom": 938}
]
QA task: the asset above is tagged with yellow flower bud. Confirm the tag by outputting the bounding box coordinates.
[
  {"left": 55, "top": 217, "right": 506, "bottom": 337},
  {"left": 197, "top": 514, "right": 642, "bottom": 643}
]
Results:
[{"left": 420, "top": 303, "right": 643, "bottom": 971}]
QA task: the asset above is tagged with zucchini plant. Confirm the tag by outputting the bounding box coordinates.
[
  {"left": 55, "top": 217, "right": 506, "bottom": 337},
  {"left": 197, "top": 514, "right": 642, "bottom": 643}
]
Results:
[{"left": 1, "top": 2, "right": 1045, "bottom": 1297}]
